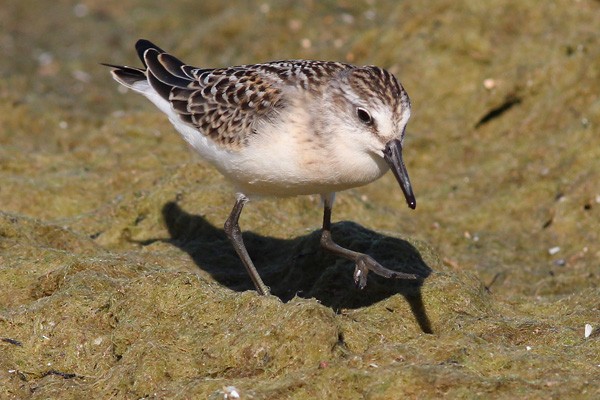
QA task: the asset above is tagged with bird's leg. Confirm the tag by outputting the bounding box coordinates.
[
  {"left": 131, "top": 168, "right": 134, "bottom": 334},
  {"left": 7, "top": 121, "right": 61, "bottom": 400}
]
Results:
[
  {"left": 224, "top": 194, "right": 270, "bottom": 296},
  {"left": 319, "top": 194, "right": 418, "bottom": 289}
]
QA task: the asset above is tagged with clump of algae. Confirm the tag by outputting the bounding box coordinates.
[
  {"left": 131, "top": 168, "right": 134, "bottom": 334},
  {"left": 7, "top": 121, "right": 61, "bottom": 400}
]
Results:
[{"left": 0, "top": 204, "right": 510, "bottom": 398}]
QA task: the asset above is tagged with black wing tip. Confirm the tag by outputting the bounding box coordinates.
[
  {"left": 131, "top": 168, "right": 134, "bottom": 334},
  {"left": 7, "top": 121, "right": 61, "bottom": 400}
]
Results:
[
  {"left": 136, "top": 38, "right": 162, "bottom": 50},
  {"left": 158, "top": 52, "right": 188, "bottom": 79},
  {"left": 107, "top": 39, "right": 190, "bottom": 95},
  {"left": 135, "top": 39, "right": 166, "bottom": 65},
  {"left": 144, "top": 46, "right": 191, "bottom": 89}
]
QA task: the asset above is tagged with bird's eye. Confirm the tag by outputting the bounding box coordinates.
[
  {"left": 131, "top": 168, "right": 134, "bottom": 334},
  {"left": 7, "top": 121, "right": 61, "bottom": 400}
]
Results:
[{"left": 356, "top": 107, "right": 373, "bottom": 125}]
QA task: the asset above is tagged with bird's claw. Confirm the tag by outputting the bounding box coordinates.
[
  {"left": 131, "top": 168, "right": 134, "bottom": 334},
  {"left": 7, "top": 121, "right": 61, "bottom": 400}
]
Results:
[{"left": 353, "top": 254, "right": 419, "bottom": 290}]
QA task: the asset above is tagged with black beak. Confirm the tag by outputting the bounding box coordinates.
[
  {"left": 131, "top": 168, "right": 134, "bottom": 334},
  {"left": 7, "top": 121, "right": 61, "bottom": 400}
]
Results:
[{"left": 383, "top": 139, "right": 416, "bottom": 209}]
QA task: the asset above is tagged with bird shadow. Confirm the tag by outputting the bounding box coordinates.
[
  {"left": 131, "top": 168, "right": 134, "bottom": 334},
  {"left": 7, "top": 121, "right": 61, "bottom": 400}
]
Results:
[{"left": 144, "top": 201, "right": 433, "bottom": 333}]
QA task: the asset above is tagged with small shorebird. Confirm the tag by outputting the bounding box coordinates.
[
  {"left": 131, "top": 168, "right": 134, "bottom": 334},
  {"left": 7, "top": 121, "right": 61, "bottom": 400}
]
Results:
[{"left": 106, "top": 39, "right": 418, "bottom": 296}]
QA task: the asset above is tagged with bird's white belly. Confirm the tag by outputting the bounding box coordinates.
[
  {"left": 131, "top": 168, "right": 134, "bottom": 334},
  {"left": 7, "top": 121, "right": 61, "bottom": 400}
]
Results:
[{"left": 215, "top": 130, "right": 390, "bottom": 197}]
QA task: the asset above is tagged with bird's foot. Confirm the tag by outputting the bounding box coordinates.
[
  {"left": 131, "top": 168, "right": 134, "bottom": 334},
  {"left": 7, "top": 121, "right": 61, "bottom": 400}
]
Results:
[{"left": 353, "top": 254, "right": 419, "bottom": 290}]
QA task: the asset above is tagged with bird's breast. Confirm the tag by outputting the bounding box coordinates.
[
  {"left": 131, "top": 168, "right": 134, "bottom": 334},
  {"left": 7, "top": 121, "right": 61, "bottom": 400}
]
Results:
[{"left": 214, "top": 121, "right": 389, "bottom": 197}]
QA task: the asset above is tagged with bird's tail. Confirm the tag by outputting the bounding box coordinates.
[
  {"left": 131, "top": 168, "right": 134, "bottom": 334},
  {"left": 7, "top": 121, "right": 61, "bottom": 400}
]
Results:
[
  {"left": 101, "top": 63, "right": 146, "bottom": 89},
  {"left": 103, "top": 39, "right": 193, "bottom": 97}
]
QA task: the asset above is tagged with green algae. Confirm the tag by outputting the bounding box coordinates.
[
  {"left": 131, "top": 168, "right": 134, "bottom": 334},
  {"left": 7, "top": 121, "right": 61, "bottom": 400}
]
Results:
[{"left": 1, "top": 0, "right": 599, "bottom": 398}]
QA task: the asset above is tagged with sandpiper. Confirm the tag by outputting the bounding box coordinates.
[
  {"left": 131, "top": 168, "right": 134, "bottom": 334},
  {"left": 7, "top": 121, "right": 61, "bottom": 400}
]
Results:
[{"left": 106, "top": 39, "right": 418, "bottom": 296}]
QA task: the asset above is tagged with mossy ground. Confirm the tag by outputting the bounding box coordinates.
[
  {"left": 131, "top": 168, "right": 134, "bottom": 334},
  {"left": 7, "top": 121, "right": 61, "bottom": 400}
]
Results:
[{"left": 1, "top": 0, "right": 599, "bottom": 398}]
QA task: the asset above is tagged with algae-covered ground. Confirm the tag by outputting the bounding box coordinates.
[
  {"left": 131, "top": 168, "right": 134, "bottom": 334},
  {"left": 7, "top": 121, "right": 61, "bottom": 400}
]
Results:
[{"left": 1, "top": 0, "right": 599, "bottom": 398}]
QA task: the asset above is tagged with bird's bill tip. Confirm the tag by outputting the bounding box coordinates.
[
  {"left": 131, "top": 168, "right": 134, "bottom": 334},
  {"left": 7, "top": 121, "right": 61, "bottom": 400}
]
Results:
[{"left": 383, "top": 139, "right": 416, "bottom": 210}]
